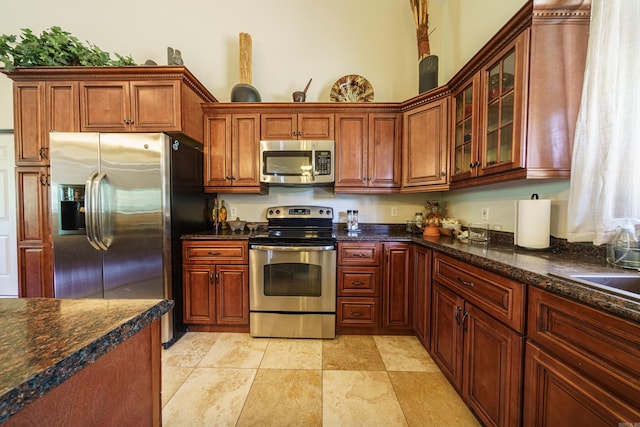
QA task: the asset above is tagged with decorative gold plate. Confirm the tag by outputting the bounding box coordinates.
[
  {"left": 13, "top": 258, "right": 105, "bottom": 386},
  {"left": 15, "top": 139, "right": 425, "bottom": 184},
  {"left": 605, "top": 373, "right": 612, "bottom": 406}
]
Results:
[{"left": 330, "top": 74, "right": 374, "bottom": 102}]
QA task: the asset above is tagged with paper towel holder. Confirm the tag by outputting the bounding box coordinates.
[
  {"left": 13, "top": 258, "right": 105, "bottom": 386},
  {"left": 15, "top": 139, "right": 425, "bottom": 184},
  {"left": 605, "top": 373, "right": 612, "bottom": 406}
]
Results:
[
  {"left": 531, "top": 193, "right": 539, "bottom": 200},
  {"left": 514, "top": 193, "right": 551, "bottom": 250}
]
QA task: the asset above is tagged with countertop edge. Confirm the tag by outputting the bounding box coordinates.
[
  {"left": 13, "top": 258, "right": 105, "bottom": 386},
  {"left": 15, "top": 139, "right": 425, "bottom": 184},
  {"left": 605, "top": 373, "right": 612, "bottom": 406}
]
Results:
[{"left": 0, "top": 299, "right": 174, "bottom": 424}]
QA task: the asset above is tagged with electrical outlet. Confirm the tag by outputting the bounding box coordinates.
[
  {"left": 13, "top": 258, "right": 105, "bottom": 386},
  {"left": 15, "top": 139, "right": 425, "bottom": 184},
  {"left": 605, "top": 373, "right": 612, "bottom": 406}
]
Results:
[
  {"left": 230, "top": 207, "right": 238, "bottom": 218},
  {"left": 481, "top": 207, "right": 490, "bottom": 220},
  {"left": 391, "top": 206, "right": 398, "bottom": 217}
]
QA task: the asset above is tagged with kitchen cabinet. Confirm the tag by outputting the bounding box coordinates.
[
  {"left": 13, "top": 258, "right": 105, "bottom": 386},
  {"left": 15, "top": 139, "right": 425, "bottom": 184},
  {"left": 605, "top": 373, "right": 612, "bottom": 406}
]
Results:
[
  {"left": 261, "top": 113, "right": 334, "bottom": 140},
  {"left": 336, "top": 241, "right": 411, "bottom": 333},
  {"left": 448, "top": 1, "right": 590, "bottom": 188},
  {"left": 334, "top": 113, "right": 401, "bottom": 193},
  {"left": 412, "top": 245, "right": 431, "bottom": 349},
  {"left": 430, "top": 252, "right": 524, "bottom": 427},
  {"left": 401, "top": 93, "right": 449, "bottom": 192},
  {"left": 12, "top": 81, "right": 79, "bottom": 166},
  {"left": 337, "top": 242, "right": 382, "bottom": 330},
  {"left": 524, "top": 286, "right": 640, "bottom": 425},
  {"left": 203, "top": 113, "right": 266, "bottom": 194},
  {"left": 16, "top": 167, "right": 52, "bottom": 297},
  {"left": 182, "top": 240, "right": 249, "bottom": 331}
]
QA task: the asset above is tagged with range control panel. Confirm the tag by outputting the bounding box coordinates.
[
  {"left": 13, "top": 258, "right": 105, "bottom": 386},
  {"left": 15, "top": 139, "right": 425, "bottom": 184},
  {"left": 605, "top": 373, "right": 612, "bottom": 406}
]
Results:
[{"left": 266, "top": 205, "right": 333, "bottom": 220}]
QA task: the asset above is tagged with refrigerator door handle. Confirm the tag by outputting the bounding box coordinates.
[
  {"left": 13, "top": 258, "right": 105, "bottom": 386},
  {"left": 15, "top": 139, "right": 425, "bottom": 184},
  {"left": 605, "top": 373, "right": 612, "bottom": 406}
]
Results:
[
  {"left": 85, "top": 171, "right": 102, "bottom": 251},
  {"left": 92, "top": 171, "right": 109, "bottom": 251}
]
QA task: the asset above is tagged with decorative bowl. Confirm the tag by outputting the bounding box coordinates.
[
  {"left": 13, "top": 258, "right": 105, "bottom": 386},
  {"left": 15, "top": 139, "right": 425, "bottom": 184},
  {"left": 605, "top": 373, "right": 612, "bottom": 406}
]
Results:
[
  {"left": 229, "top": 220, "right": 246, "bottom": 232},
  {"left": 247, "top": 223, "right": 259, "bottom": 233}
]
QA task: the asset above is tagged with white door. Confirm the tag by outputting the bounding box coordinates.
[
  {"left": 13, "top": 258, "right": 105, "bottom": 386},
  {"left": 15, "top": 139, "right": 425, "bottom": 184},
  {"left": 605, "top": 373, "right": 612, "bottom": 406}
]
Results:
[{"left": 0, "top": 131, "right": 18, "bottom": 297}]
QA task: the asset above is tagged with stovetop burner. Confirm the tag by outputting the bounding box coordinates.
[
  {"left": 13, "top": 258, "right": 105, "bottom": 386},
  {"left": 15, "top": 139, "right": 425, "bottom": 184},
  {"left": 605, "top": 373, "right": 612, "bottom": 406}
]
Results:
[{"left": 249, "top": 205, "right": 336, "bottom": 246}]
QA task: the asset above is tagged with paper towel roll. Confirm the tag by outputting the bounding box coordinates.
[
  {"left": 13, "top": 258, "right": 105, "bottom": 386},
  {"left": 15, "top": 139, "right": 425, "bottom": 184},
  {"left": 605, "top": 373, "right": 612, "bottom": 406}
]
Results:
[{"left": 515, "top": 198, "right": 551, "bottom": 249}]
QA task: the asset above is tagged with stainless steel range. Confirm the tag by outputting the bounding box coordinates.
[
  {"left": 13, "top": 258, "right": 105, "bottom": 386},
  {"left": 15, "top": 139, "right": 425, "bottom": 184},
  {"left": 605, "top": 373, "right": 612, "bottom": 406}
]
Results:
[{"left": 249, "top": 205, "right": 336, "bottom": 339}]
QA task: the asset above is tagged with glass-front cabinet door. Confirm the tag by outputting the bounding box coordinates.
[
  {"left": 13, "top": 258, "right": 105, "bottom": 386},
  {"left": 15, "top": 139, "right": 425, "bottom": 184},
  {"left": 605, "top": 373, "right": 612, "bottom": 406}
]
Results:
[
  {"left": 479, "top": 32, "right": 526, "bottom": 177},
  {"left": 451, "top": 74, "right": 480, "bottom": 182}
]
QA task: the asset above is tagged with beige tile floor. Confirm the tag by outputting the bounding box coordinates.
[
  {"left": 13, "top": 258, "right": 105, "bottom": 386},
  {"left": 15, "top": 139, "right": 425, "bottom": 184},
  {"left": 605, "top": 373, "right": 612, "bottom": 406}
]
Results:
[{"left": 162, "top": 332, "right": 481, "bottom": 427}]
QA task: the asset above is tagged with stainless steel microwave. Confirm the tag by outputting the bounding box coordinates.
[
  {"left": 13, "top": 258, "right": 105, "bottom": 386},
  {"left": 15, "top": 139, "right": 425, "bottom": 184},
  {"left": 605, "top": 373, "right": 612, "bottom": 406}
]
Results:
[{"left": 259, "top": 140, "right": 334, "bottom": 185}]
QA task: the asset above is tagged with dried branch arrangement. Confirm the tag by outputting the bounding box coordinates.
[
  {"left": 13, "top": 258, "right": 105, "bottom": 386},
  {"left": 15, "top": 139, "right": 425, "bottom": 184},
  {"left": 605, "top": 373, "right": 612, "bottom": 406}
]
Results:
[{"left": 409, "top": 0, "right": 431, "bottom": 60}]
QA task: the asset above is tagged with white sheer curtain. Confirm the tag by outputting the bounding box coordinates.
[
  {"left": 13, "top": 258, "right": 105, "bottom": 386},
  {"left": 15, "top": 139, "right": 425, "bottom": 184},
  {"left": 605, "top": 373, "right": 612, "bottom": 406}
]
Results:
[{"left": 567, "top": 0, "right": 640, "bottom": 245}]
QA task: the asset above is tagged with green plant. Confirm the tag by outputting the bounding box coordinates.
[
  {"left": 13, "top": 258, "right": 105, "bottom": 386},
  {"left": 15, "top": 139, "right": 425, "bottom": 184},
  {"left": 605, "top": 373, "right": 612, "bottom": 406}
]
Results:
[{"left": 0, "top": 26, "right": 136, "bottom": 71}]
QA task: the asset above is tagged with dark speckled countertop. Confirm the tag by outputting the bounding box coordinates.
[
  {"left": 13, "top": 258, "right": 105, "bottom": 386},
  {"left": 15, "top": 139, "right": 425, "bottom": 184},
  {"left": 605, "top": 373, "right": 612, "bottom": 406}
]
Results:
[
  {"left": 0, "top": 298, "right": 174, "bottom": 424},
  {"left": 184, "top": 223, "right": 640, "bottom": 323}
]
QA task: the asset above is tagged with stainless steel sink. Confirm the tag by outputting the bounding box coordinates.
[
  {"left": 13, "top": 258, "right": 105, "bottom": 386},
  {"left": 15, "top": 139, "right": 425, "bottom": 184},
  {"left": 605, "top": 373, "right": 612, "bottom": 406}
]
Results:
[{"left": 564, "top": 273, "right": 640, "bottom": 301}]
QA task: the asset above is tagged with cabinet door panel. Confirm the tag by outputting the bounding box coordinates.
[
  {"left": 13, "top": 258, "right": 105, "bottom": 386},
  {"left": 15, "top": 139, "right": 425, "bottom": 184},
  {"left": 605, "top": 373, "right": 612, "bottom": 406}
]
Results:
[
  {"left": 233, "top": 114, "right": 261, "bottom": 187},
  {"left": 413, "top": 246, "right": 431, "bottom": 348},
  {"left": 431, "top": 281, "right": 464, "bottom": 390},
  {"left": 183, "top": 266, "right": 215, "bottom": 324},
  {"left": 261, "top": 114, "right": 296, "bottom": 139},
  {"left": 335, "top": 114, "right": 368, "bottom": 187},
  {"left": 13, "top": 82, "right": 45, "bottom": 164},
  {"left": 402, "top": 98, "right": 448, "bottom": 188},
  {"left": 18, "top": 245, "right": 51, "bottom": 298},
  {"left": 298, "top": 114, "right": 334, "bottom": 139},
  {"left": 16, "top": 167, "right": 49, "bottom": 243},
  {"left": 464, "top": 303, "right": 523, "bottom": 427},
  {"left": 383, "top": 243, "right": 411, "bottom": 329},
  {"left": 131, "top": 81, "right": 180, "bottom": 131},
  {"left": 204, "top": 114, "right": 232, "bottom": 186},
  {"left": 524, "top": 342, "right": 640, "bottom": 426},
  {"left": 369, "top": 114, "right": 401, "bottom": 188},
  {"left": 80, "top": 82, "right": 130, "bottom": 131},
  {"left": 216, "top": 265, "right": 249, "bottom": 325}
]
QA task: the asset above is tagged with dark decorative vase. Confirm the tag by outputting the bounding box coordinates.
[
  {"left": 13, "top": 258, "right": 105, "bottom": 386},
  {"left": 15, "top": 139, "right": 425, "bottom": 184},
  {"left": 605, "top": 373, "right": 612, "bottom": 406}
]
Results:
[
  {"left": 419, "top": 55, "right": 439, "bottom": 93},
  {"left": 231, "top": 83, "right": 262, "bottom": 102}
]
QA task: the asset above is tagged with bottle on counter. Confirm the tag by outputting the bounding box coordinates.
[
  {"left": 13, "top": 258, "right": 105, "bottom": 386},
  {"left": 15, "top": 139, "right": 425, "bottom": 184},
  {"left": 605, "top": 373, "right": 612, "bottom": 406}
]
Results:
[
  {"left": 352, "top": 210, "right": 359, "bottom": 230},
  {"left": 211, "top": 198, "right": 219, "bottom": 230},
  {"left": 219, "top": 200, "right": 228, "bottom": 229}
]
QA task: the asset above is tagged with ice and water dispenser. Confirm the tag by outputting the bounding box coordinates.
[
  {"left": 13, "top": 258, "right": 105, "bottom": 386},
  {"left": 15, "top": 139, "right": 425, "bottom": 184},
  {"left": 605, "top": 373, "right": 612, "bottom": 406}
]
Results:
[{"left": 58, "top": 184, "right": 85, "bottom": 234}]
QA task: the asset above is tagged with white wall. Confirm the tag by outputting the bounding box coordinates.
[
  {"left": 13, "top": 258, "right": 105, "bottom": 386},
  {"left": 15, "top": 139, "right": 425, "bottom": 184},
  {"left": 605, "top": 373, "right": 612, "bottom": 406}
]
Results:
[{"left": 4, "top": 0, "right": 568, "bottom": 235}]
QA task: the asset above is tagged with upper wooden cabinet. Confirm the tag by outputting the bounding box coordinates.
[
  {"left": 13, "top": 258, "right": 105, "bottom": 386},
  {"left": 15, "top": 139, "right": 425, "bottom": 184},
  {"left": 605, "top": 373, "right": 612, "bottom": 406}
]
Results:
[
  {"left": 80, "top": 80, "right": 182, "bottom": 132},
  {"left": 261, "top": 113, "right": 334, "bottom": 140},
  {"left": 401, "top": 91, "right": 450, "bottom": 192},
  {"left": 335, "top": 113, "right": 402, "bottom": 193},
  {"left": 203, "top": 113, "right": 266, "bottom": 194},
  {"left": 448, "top": 1, "right": 591, "bottom": 188},
  {"left": 12, "top": 81, "right": 79, "bottom": 166},
  {"left": 5, "top": 66, "right": 216, "bottom": 147}
]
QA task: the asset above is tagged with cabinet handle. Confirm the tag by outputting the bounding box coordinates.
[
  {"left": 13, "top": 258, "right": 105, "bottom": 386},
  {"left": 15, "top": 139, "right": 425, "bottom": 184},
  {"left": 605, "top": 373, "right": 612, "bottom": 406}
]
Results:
[
  {"left": 440, "top": 171, "right": 446, "bottom": 177},
  {"left": 207, "top": 251, "right": 222, "bottom": 256},
  {"left": 455, "top": 306, "right": 462, "bottom": 325},
  {"left": 353, "top": 253, "right": 367, "bottom": 257},
  {"left": 461, "top": 311, "right": 470, "bottom": 330},
  {"left": 39, "top": 147, "right": 49, "bottom": 160},
  {"left": 351, "top": 281, "right": 366, "bottom": 285},
  {"left": 350, "top": 312, "right": 364, "bottom": 317},
  {"left": 457, "top": 277, "right": 475, "bottom": 287},
  {"left": 209, "top": 271, "right": 213, "bottom": 283},
  {"left": 215, "top": 271, "right": 219, "bottom": 284}
]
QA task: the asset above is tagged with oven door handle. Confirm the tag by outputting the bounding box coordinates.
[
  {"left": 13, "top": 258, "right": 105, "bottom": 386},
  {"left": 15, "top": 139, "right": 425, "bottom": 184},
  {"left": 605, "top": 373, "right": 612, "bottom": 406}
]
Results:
[{"left": 251, "top": 244, "right": 335, "bottom": 252}]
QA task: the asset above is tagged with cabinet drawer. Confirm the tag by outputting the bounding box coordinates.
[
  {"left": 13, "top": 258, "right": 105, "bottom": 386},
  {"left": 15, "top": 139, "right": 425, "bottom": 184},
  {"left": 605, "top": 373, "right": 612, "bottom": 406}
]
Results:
[
  {"left": 183, "top": 241, "right": 248, "bottom": 264},
  {"left": 433, "top": 252, "right": 525, "bottom": 332},
  {"left": 338, "top": 267, "right": 380, "bottom": 296},
  {"left": 337, "top": 298, "right": 381, "bottom": 328},
  {"left": 337, "top": 242, "right": 381, "bottom": 266},
  {"left": 528, "top": 286, "right": 640, "bottom": 408}
]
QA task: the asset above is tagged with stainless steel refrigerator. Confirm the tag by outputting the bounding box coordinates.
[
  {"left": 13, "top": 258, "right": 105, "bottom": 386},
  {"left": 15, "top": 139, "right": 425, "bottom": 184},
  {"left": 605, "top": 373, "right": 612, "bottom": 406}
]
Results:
[{"left": 49, "top": 132, "right": 208, "bottom": 347}]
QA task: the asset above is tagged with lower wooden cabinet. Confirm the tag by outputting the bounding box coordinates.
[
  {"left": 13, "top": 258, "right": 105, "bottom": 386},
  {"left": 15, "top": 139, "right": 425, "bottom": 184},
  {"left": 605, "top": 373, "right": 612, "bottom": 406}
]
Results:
[
  {"left": 182, "top": 241, "right": 249, "bottom": 331},
  {"left": 16, "top": 167, "right": 53, "bottom": 297},
  {"left": 336, "top": 241, "right": 411, "bottom": 333},
  {"left": 412, "top": 245, "right": 432, "bottom": 348},
  {"left": 430, "top": 253, "right": 524, "bottom": 427},
  {"left": 524, "top": 286, "right": 640, "bottom": 425}
]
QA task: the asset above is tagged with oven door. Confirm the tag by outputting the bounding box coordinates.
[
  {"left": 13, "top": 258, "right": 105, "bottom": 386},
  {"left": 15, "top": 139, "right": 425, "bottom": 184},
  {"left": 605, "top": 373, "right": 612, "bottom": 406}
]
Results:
[{"left": 249, "top": 244, "right": 336, "bottom": 312}]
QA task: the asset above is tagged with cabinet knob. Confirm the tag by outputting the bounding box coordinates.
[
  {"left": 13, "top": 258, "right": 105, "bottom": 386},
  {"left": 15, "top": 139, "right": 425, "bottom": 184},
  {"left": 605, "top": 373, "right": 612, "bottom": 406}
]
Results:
[{"left": 39, "top": 147, "right": 49, "bottom": 160}]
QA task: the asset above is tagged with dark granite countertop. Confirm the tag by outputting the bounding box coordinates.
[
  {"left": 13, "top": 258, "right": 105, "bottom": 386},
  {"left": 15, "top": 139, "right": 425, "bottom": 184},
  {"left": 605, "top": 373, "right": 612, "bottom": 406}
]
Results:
[
  {"left": 0, "top": 298, "right": 174, "bottom": 424},
  {"left": 183, "top": 224, "right": 640, "bottom": 323}
]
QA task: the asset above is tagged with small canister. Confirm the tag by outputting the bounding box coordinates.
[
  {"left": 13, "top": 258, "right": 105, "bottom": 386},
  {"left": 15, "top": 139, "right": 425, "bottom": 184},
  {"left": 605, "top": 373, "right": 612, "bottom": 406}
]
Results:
[
  {"left": 352, "top": 210, "right": 359, "bottom": 230},
  {"left": 347, "top": 210, "right": 353, "bottom": 229}
]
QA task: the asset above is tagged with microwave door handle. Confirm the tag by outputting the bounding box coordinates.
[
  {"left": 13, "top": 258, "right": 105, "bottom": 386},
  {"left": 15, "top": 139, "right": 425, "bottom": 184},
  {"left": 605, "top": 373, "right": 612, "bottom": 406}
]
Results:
[{"left": 311, "top": 144, "right": 316, "bottom": 181}]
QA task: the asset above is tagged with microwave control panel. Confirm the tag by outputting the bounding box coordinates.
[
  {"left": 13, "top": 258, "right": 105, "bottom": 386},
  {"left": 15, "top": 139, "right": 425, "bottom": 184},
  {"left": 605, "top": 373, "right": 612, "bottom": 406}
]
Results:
[{"left": 315, "top": 151, "right": 332, "bottom": 175}]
